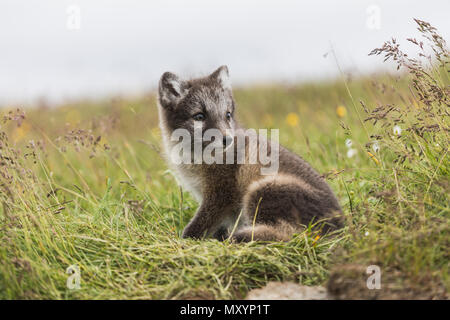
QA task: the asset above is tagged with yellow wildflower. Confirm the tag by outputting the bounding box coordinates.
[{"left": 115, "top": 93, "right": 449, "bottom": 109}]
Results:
[
  {"left": 367, "top": 151, "right": 380, "bottom": 165},
  {"left": 336, "top": 105, "right": 347, "bottom": 118},
  {"left": 312, "top": 234, "right": 321, "bottom": 247},
  {"left": 286, "top": 113, "right": 299, "bottom": 127}
]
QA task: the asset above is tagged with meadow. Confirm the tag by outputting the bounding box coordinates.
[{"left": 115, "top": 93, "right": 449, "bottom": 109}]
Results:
[{"left": 0, "top": 20, "right": 448, "bottom": 299}]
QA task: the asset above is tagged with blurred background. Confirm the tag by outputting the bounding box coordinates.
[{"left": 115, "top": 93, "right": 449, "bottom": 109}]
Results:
[
  {"left": 0, "top": 0, "right": 449, "bottom": 105},
  {"left": 0, "top": 1, "right": 449, "bottom": 300}
]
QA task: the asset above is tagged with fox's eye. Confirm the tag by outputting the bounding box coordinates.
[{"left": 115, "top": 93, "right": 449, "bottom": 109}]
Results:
[
  {"left": 193, "top": 113, "right": 205, "bottom": 121},
  {"left": 226, "top": 111, "right": 232, "bottom": 120}
]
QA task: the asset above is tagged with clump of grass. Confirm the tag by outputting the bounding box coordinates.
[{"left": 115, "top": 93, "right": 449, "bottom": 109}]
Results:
[
  {"left": 334, "top": 19, "right": 449, "bottom": 296},
  {"left": 0, "top": 19, "right": 448, "bottom": 299},
  {"left": 0, "top": 107, "right": 341, "bottom": 299}
]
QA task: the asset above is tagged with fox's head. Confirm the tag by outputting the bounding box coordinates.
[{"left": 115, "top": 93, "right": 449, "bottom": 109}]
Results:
[{"left": 157, "top": 66, "right": 236, "bottom": 153}]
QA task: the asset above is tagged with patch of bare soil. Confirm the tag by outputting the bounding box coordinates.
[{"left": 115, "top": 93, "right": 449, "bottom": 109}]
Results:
[
  {"left": 327, "top": 264, "right": 448, "bottom": 300},
  {"left": 246, "top": 282, "right": 328, "bottom": 300},
  {"left": 178, "top": 289, "right": 216, "bottom": 300},
  {"left": 245, "top": 264, "right": 448, "bottom": 300}
]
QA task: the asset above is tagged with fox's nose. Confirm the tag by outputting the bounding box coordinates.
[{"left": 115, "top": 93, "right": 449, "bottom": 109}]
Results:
[{"left": 223, "top": 135, "right": 233, "bottom": 148}]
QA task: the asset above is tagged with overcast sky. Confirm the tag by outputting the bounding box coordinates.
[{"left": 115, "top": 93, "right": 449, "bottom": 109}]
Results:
[{"left": 0, "top": 0, "right": 449, "bottom": 105}]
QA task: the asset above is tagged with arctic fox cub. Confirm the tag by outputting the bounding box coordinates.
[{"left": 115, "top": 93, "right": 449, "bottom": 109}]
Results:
[{"left": 157, "top": 66, "right": 342, "bottom": 242}]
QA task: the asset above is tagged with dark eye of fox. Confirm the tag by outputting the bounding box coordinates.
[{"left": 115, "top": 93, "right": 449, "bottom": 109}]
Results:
[{"left": 193, "top": 113, "right": 205, "bottom": 121}]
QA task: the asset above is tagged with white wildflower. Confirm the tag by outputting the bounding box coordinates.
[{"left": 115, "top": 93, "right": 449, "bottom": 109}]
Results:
[
  {"left": 393, "top": 125, "right": 402, "bottom": 136},
  {"left": 347, "top": 148, "right": 357, "bottom": 158},
  {"left": 345, "top": 139, "right": 353, "bottom": 148}
]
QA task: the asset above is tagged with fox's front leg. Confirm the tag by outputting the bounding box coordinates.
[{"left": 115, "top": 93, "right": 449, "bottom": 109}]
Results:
[{"left": 181, "top": 202, "right": 221, "bottom": 239}]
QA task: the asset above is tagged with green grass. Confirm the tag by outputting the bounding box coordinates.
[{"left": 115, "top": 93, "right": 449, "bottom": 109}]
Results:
[{"left": 0, "top": 20, "right": 448, "bottom": 299}]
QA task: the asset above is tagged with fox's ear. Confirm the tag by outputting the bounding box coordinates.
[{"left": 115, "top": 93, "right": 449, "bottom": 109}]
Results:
[
  {"left": 158, "top": 72, "right": 188, "bottom": 107},
  {"left": 210, "top": 65, "right": 231, "bottom": 91}
]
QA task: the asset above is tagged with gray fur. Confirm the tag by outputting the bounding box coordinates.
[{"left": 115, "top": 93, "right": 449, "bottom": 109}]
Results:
[{"left": 157, "top": 66, "right": 343, "bottom": 242}]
